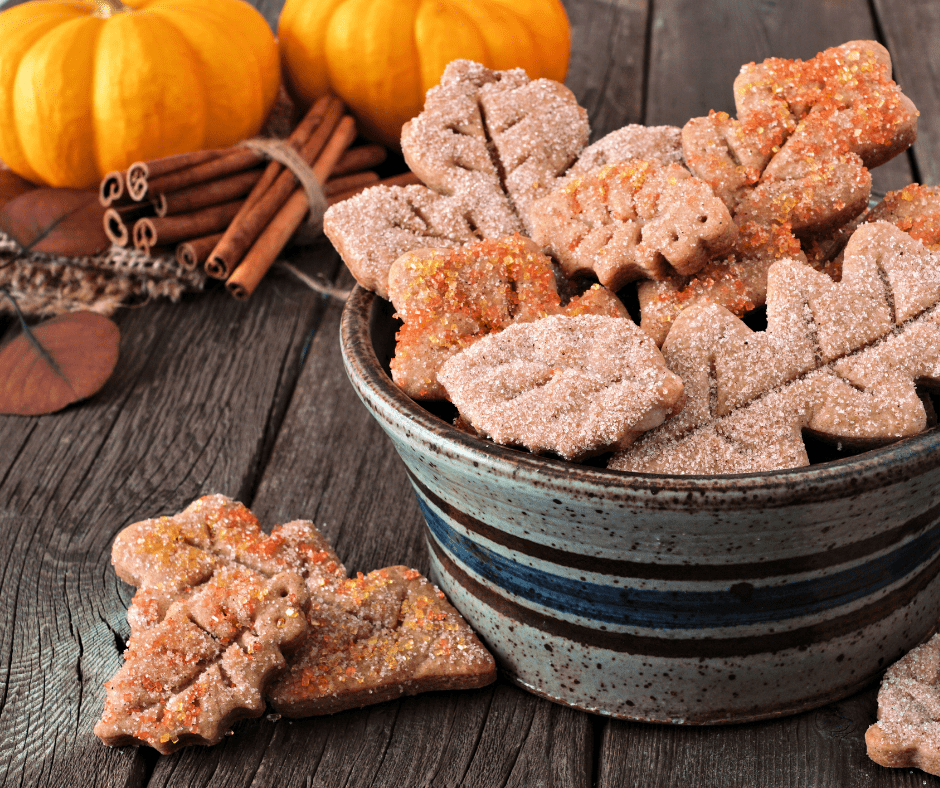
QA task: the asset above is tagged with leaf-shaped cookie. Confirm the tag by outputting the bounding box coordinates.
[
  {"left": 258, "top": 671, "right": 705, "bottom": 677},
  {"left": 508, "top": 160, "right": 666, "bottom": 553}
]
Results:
[
  {"left": 866, "top": 633, "right": 940, "bottom": 776},
  {"left": 640, "top": 40, "right": 919, "bottom": 344},
  {"left": 401, "top": 59, "right": 589, "bottom": 237},
  {"left": 684, "top": 40, "right": 916, "bottom": 215},
  {"left": 99, "top": 496, "right": 496, "bottom": 751},
  {"left": 867, "top": 184, "right": 940, "bottom": 249},
  {"left": 94, "top": 566, "right": 309, "bottom": 754},
  {"left": 268, "top": 565, "right": 497, "bottom": 717},
  {"left": 111, "top": 495, "right": 346, "bottom": 635},
  {"left": 611, "top": 222, "right": 940, "bottom": 474},
  {"left": 323, "top": 184, "right": 483, "bottom": 300},
  {"left": 437, "top": 314, "right": 684, "bottom": 461},
  {"left": 529, "top": 159, "right": 737, "bottom": 291},
  {"left": 0, "top": 310, "right": 120, "bottom": 416},
  {"left": 387, "top": 235, "right": 628, "bottom": 400}
]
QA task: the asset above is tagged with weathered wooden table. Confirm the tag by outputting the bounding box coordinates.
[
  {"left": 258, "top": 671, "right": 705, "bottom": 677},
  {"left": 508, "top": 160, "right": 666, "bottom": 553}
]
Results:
[{"left": 2, "top": 0, "right": 939, "bottom": 785}]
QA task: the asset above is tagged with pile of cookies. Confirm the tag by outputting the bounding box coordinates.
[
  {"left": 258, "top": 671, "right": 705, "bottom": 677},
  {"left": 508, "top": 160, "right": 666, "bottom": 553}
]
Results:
[
  {"left": 95, "top": 495, "right": 495, "bottom": 753},
  {"left": 325, "top": 41, "right": 940, "bottom": 474}
]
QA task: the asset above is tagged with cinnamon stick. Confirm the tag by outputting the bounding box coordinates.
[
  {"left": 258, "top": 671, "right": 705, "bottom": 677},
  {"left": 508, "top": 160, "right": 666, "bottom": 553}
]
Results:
[
  {"left": 206, "top": 96, "right": 345, "bottom": 279},
  {"left": 326, "top": 171, "right": 421, "bottom": 205},
  {"left": 158, "top": 168, "right": 262, "bottom": 217},
  {"left": 99, "top": 170, "right": 125, "bottom": 207},
  {"left": 145, "top": 148, "right": 262, "bottom": 200},
  {"left": 133, "top": 199, "right": 243, "bottom": 250},
  {"left": 126, "top": 149, "right": 225, "bottom": 201},
  {"left": 233, "top": 94, "right": 337, "bottom": 218},
  {"left": 226, "top": 115, "right": 357, "bottom": 300},
  {"left": 332, "top": 144, "right": 387, "bottom": 176},
  {"left": 324, "top": 171, "right": 379, "bottom": 197},
  {"left": 176, "top": 232, "right": 223, "bottom": 270},
  {"left": 103, "top": 202, "right": 157, "bottom": 246}
]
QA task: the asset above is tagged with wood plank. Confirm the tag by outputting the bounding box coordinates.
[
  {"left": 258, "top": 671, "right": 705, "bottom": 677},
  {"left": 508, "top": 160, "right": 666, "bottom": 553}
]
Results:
[
  {"left": 871, "top": 0, "right": 940, "bottom": 187},
  {"left": 562, "top": 0, "right": 650, "bottom": 138},
  {"left": 598, "top": 689, "right": 940, "bottom": 787},
  {"left": 0, "top": 257, "right": 335, "bottom": 787},
  {"left": 142, "top": 265, "right": 594, "bottom": 787},
  {"left": 645, "top": 0, "right": 915, "bottom": 195}
]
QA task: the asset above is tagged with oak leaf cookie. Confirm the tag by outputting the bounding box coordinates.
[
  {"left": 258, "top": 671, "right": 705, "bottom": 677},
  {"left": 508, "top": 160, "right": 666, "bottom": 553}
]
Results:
[
  {"left": 95, "top": 567, "right": 309, "bottom": 754},
  {"left": 97, "top": 496, "right": 496, "bottom": 752},
  {"left": 401, "top": 59, "right": 589, "bottom": 237},
  {"left": 530, "top": 159, "right": 737, "bottom": 291},
  {"left": 639, "top": 40, "right": 918, "bottom": 343},
  {"left": 437, "top": 313, "right": 684, "bottom": 461},
  {"left": 866, "top": 633, "right": 940, "bottom": 776},
  {"left": 611, "top": 222, "right": 940, "bottom": 474},
  {"left": 388, "top": 234, "right": 628, "bottom": 400},
  {"left": 684, "top": 40, "right": 916, "bottom": 216},
  {"left": 268, "top": 565, "right": 496, "bottom": 716}
]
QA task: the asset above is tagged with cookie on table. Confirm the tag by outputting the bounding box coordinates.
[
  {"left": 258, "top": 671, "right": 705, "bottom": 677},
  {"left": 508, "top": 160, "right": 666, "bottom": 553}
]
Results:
[
  {"left": 867, "top": 633, "right": 940, "bottom": 777},
  {"left": 437, "top": 314, "right": 684, "bottom": 461},
  {"left": 97, "top": 495, "right": 496, "bottom": 752},
  {"left": 95, "top": 566, "right": 309, "bottom": 754},
  {"left": 529, "top": 159, "right": 737, "bottom": 292},
  {"left": 268, "top": 565, "right": 496, "bottom": 716},
  {"left": 387, "top": 235, "right": 628, "bottom": 400}
]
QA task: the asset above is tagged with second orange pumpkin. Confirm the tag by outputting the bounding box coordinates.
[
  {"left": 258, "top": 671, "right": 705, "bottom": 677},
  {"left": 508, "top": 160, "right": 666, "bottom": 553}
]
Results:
[{"left": 277, "top": 0, "right": 571, "bottom": 147}]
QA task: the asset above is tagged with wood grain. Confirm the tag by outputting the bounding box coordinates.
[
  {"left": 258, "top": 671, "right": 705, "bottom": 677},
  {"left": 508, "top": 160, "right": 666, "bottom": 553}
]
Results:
[
  {"left": 645, "top": 0, "right": 915, "bottom": 195},
  {"left": 562, "top": 0, "right": 650, "bottom": 138},
  {"left": 1, "top": 1, "right": 938, "bottom": 787},
  {"left": 0, "top": 258, "right": 333, "bottom": 787},
  {"left": 872, "top": 0, "right": 940, "bottom": 187}
]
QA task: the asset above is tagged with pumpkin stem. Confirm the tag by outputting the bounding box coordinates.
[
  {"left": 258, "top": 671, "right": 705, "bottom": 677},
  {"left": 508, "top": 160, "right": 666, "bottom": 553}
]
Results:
[{"left": 94, "top": 0, "right": 130, "bottom": 18}]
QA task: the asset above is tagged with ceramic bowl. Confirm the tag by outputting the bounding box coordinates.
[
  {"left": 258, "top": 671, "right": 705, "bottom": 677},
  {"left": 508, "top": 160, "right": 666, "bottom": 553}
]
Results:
[{"left": 340, "top": 285, "right": 940, "bottom": 724}]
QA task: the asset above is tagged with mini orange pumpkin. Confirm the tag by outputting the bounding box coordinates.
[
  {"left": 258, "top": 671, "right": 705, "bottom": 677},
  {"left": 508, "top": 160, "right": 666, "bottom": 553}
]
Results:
[
  {"left": 277, "top": 0, "right": 571, "bottom": 147},
  {"left": 0, "top": 0, "right": 280, "bottom": 189}
]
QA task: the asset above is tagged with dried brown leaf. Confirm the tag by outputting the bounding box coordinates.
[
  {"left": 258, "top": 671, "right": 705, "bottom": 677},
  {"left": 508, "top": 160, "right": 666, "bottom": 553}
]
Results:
[
  {"left": 0, "top": 311, "right": 120, "bottom": 415},
  {"left": 0, "top": 169, "right": 36, "bottom": 212},
  {"left": 0, "top": 187, "right": 109, "bottom": 256}
]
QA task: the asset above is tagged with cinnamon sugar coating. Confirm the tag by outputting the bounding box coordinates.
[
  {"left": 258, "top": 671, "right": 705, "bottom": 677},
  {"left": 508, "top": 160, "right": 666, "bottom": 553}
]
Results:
[
  {"left": 94, "top": 567, "right": 309, "bottom": 754},
  {"left": 867, "top": 634, "right": 940, "bottom": 776},
  {"left": 437, "top": 314, "right": 684, "bottom": 461},
  {"left": 268, "top": 565, "right": 495, "bottom": 716},
  {"left": 530, "top": 160, "right": 737, "bottom": 292},
  {"left": 563, "top": 125, "right": 683, "bottom": 182},
  {"left": 868, "top": 184, "right": 940, "bottom": 249},
  {"left": 388, "top": 235, "right": 627, "bottom": 400},
  {"left": 401, "top": 60, "right": 589, "bottom": 237},
  {"left": 637, "top": 217, "right": 806, "bottom": 345},
  {"left": 684, "top": 40, "right": 916, "bottom": 215},
  {"left": 639, "top": 40, "right": 918, "bottom": 344},
  {"left": 323, "top": 185, "right": 484, "bottom": 300},
  {"left": 97, "top": 495, "right": 496, "bottom": 752},
  {"left": 611, "top": 223, "right": 940, "bottom": 474}
]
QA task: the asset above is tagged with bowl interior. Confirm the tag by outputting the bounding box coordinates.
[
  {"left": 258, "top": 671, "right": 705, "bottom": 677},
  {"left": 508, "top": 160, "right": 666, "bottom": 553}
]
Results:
[{"left": 342, "top": 285, "right": 940, "bottom": 499}]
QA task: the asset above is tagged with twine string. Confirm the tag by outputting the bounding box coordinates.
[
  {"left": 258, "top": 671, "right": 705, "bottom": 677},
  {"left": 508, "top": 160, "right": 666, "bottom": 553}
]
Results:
[{"left": 241, "top": 138, "right": 328, "bottom": 239}]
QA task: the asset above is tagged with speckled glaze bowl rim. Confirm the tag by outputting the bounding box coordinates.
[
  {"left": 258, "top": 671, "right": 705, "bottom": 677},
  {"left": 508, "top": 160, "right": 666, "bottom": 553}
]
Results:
[{"left": 340, "top": 285, "right": 940, "bottom": 507}]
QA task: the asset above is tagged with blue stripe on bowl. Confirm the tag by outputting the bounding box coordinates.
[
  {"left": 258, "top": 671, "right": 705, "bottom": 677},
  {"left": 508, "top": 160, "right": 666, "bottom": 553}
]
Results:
[{"left": 418, "top": 496, "right": 940, "bottom": 630}]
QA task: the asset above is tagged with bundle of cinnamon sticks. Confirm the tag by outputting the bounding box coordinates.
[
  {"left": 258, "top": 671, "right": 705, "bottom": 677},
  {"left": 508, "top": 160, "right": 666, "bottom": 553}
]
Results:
[{"left": 100, "top": 95, "right": 419, "bottom": 299}]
